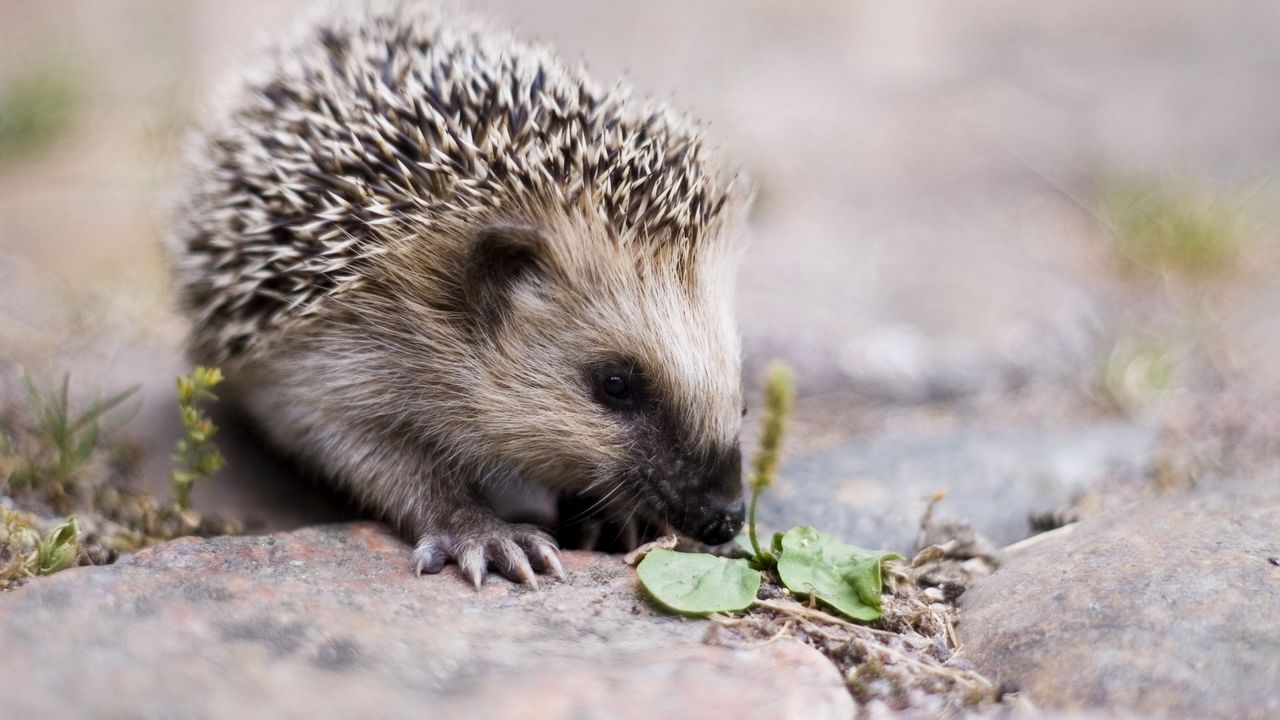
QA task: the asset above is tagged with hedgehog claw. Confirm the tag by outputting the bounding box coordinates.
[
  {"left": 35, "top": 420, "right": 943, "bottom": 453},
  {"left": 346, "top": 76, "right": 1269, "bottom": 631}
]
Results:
[
  {"left": 502, "top": 548, "right": 539, "bottom": 589},
  {"left": 413, "top": 521, "right": 563, "bottom": 589},
  {"left": 411, "top": 542, "right": 447, "bottom": 575},
  {"left": 462, "top": 563, "right": 485, "bottom": 590},
  {"left": 538, "top": 545, "right": 566, "bottom": 581},
  {"left": 454, "top": 540, "right": 486, "bottom": 589}
]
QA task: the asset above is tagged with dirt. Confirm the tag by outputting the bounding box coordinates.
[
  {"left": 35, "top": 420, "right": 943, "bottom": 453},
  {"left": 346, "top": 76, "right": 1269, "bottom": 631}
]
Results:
[{"left": 711, "top": 544, "right": 1014, "bottom": 719}]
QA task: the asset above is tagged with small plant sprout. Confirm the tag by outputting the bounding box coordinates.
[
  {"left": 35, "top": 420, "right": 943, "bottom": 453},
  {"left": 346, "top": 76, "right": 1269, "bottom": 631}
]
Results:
[
  {"left": 14, "top": 372, "right": 139, "bottom": 510},
  {"left": 3, "top": 368, "right": 239, "bottom": 586},
  {"left": 635, "top": 362, "right": 902, "bottom": 623},
  {"left": 171, "top": 367, "right": 226, "bottom": 514},
  {"left": 34, "top": 517, "right": 80, "bottom": 575},
  {"left": 747, "top": 362, "right": 794, "bottom": 567}
]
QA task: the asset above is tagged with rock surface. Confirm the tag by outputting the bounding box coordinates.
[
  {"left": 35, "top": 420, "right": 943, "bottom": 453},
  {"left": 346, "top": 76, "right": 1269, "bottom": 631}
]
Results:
[
  {"left": 760, "top": 421, "right": 1156, "bottom": 553},
  {"left": 958, "top": 481, "right": 1280, "bottom": 720},
  {"left": 0, "top": 523, "right": 852, "bottom": 720}
]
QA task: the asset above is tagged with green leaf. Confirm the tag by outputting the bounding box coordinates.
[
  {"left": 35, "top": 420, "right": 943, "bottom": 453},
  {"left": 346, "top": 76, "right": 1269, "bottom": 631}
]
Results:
[
  {"left": 776, "top": 527, "right": 902, "bottom": 622},
  {"left": 36, "top": 517, "right": 79, "bottom": 575},
  {"left": 636, "top": 549, "right": 761, "bottom": 616}
]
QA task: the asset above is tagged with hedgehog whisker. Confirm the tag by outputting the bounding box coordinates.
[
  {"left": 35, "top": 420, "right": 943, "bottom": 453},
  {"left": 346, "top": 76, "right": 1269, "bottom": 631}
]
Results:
[{"left": 560, "top": 475, "right": 629, "bottom": 527}]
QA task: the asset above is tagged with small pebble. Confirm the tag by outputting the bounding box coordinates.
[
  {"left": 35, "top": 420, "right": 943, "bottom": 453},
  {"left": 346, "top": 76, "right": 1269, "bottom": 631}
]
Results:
[{"left": 1268, "top": 556, "right": 1280, "bottom": 567}]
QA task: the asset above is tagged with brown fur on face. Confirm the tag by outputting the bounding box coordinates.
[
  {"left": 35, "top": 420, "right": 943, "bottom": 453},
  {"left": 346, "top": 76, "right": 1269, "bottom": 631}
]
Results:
[
  {"left": 170, "top": 2, "right": 752, "bottom": 584},
  {"left": 327, "top": 202, "right": 747, "bottom": 538}
]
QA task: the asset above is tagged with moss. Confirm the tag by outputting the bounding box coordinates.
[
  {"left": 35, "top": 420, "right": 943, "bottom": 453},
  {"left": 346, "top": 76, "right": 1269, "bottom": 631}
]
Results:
[{"left": 0, "top": 507, "right": 40, "bottom": 589}]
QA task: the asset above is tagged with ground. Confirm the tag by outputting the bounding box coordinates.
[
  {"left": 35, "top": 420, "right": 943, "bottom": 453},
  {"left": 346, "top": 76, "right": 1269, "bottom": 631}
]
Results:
[{"left": 1, "top": 1, "right": 1279, "bottom": 718}]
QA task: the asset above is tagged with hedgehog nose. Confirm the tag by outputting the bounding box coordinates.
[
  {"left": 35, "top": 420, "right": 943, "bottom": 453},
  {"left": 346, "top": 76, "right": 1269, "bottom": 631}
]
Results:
[{"left": 695, "top": 499, "right": 745, "bottom": 545}]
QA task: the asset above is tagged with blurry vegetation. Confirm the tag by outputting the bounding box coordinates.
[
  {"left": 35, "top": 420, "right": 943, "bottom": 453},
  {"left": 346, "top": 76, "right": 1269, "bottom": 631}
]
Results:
[
  {"left": 32, "top": 516, "right": 80, "bottom": 575},
  {"left": 1094, "top": 336, "right": 1187, "bottom": 416},
  {"left": 1100, "top": 177, "right": 1246, "bottom": 280},
  {"left": 8, "top": 373, "right": 139, "bottom": 514},
  {"left": 746, "top": 362, "right": 793, "bottom": 562},
  {"left": 1089, "top": 175, "right": 1265, "bottom": 415},
  {"left": 171, "top": 367, "right": 226, "bottom": 514},
  {"left": 0, "top": 59, "right": 80, "bottom": 160},
  {"left": 0, "top": 509, "right": 80, "bottom": 590},
  {"left": 1, "top": 368, "right": 238, "bottom": 591}
]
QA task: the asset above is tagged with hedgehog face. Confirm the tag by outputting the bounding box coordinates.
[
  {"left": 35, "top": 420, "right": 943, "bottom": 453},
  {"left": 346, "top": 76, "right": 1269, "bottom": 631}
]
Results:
[{"left": 467, "top": 220, "right": 745, "bottom": 545}]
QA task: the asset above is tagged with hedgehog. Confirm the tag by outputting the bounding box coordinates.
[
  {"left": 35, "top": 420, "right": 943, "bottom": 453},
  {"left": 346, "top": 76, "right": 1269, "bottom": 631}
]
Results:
[{"left": 169, "top": 2, "right": 752, "bottom": 587}]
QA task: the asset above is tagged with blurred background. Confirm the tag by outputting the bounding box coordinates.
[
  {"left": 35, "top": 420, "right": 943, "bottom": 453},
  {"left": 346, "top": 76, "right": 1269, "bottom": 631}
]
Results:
[{"left": 2, "top": 0, "right": 1279, "bottom": 538}]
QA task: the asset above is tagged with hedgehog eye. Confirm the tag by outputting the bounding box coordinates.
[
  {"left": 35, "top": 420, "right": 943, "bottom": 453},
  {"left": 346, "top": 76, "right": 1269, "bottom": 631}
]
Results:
[
  {"left": 602, "top": 373, "right": 630, "bottom": 400},
  {"left": 592, "top": 366, "right": 641, "bottom": 410}
]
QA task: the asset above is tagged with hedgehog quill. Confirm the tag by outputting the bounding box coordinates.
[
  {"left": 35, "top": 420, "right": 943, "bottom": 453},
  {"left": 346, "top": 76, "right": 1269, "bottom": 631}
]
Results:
[{"left": 169, "top": 2, "right": 753, "bottom": 588}]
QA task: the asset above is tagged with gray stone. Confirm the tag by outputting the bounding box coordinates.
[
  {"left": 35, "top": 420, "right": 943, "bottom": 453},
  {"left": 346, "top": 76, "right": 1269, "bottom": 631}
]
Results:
[
  {"left": 0, "top": 523, "right": 853, "bottom": 720},
  {"left": 759, "top": 421, "right": 1156, "bottom": 553},
  {"left": 958, "top": 481, "right": 1280, "bottom": 720}
]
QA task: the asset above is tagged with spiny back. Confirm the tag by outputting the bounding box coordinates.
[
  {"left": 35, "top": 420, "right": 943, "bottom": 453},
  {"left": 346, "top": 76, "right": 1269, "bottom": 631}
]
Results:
[{"left": 173, "top": 3, "right": 739, "bottom": 361}]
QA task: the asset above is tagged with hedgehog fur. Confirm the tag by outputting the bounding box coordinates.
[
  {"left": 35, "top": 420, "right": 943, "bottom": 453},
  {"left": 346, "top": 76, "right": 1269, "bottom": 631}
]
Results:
[{"left": 170, "top": 1, "right": 752, "bottom": 586}]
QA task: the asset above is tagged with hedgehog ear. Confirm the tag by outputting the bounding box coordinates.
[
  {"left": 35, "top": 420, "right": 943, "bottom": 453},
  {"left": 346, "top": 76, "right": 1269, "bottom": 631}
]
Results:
[{"left": 466, "top": 224, "right": 547, "bottom": 319}]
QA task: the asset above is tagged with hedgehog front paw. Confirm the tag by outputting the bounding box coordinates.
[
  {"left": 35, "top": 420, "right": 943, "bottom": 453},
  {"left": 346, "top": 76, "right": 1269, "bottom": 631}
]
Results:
[{"left": 412, "top": 519, "right": 565, "bottom": 589}]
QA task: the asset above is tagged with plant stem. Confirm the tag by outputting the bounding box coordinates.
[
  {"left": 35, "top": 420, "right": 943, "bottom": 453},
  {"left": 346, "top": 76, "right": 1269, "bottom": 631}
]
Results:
[
  {"left": 748, "top": 481, "right": 764, "bottom": 560},
  {"left": 170, "top": 366, "right": 225, "bottom": 513},
  {"left": 746, "top": 362, "right": 793, "bottom": 566},
  {"left": 174, "top": 477, "right": 191, "bottom": 513}
]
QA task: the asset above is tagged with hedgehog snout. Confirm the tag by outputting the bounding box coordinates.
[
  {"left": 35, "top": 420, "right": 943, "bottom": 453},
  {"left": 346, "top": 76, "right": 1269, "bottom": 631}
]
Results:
[
  {"left": 673, "top": 445, "right": 745, "bottom": 545},
  {"left": 692, "top": 498, "right": 746, "bottom": 545}
]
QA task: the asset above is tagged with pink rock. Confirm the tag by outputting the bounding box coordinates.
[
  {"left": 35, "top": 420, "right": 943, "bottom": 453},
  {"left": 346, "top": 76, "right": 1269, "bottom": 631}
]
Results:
[{"left": 0, "top": 522, "right": 852, "bottom": 720}]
